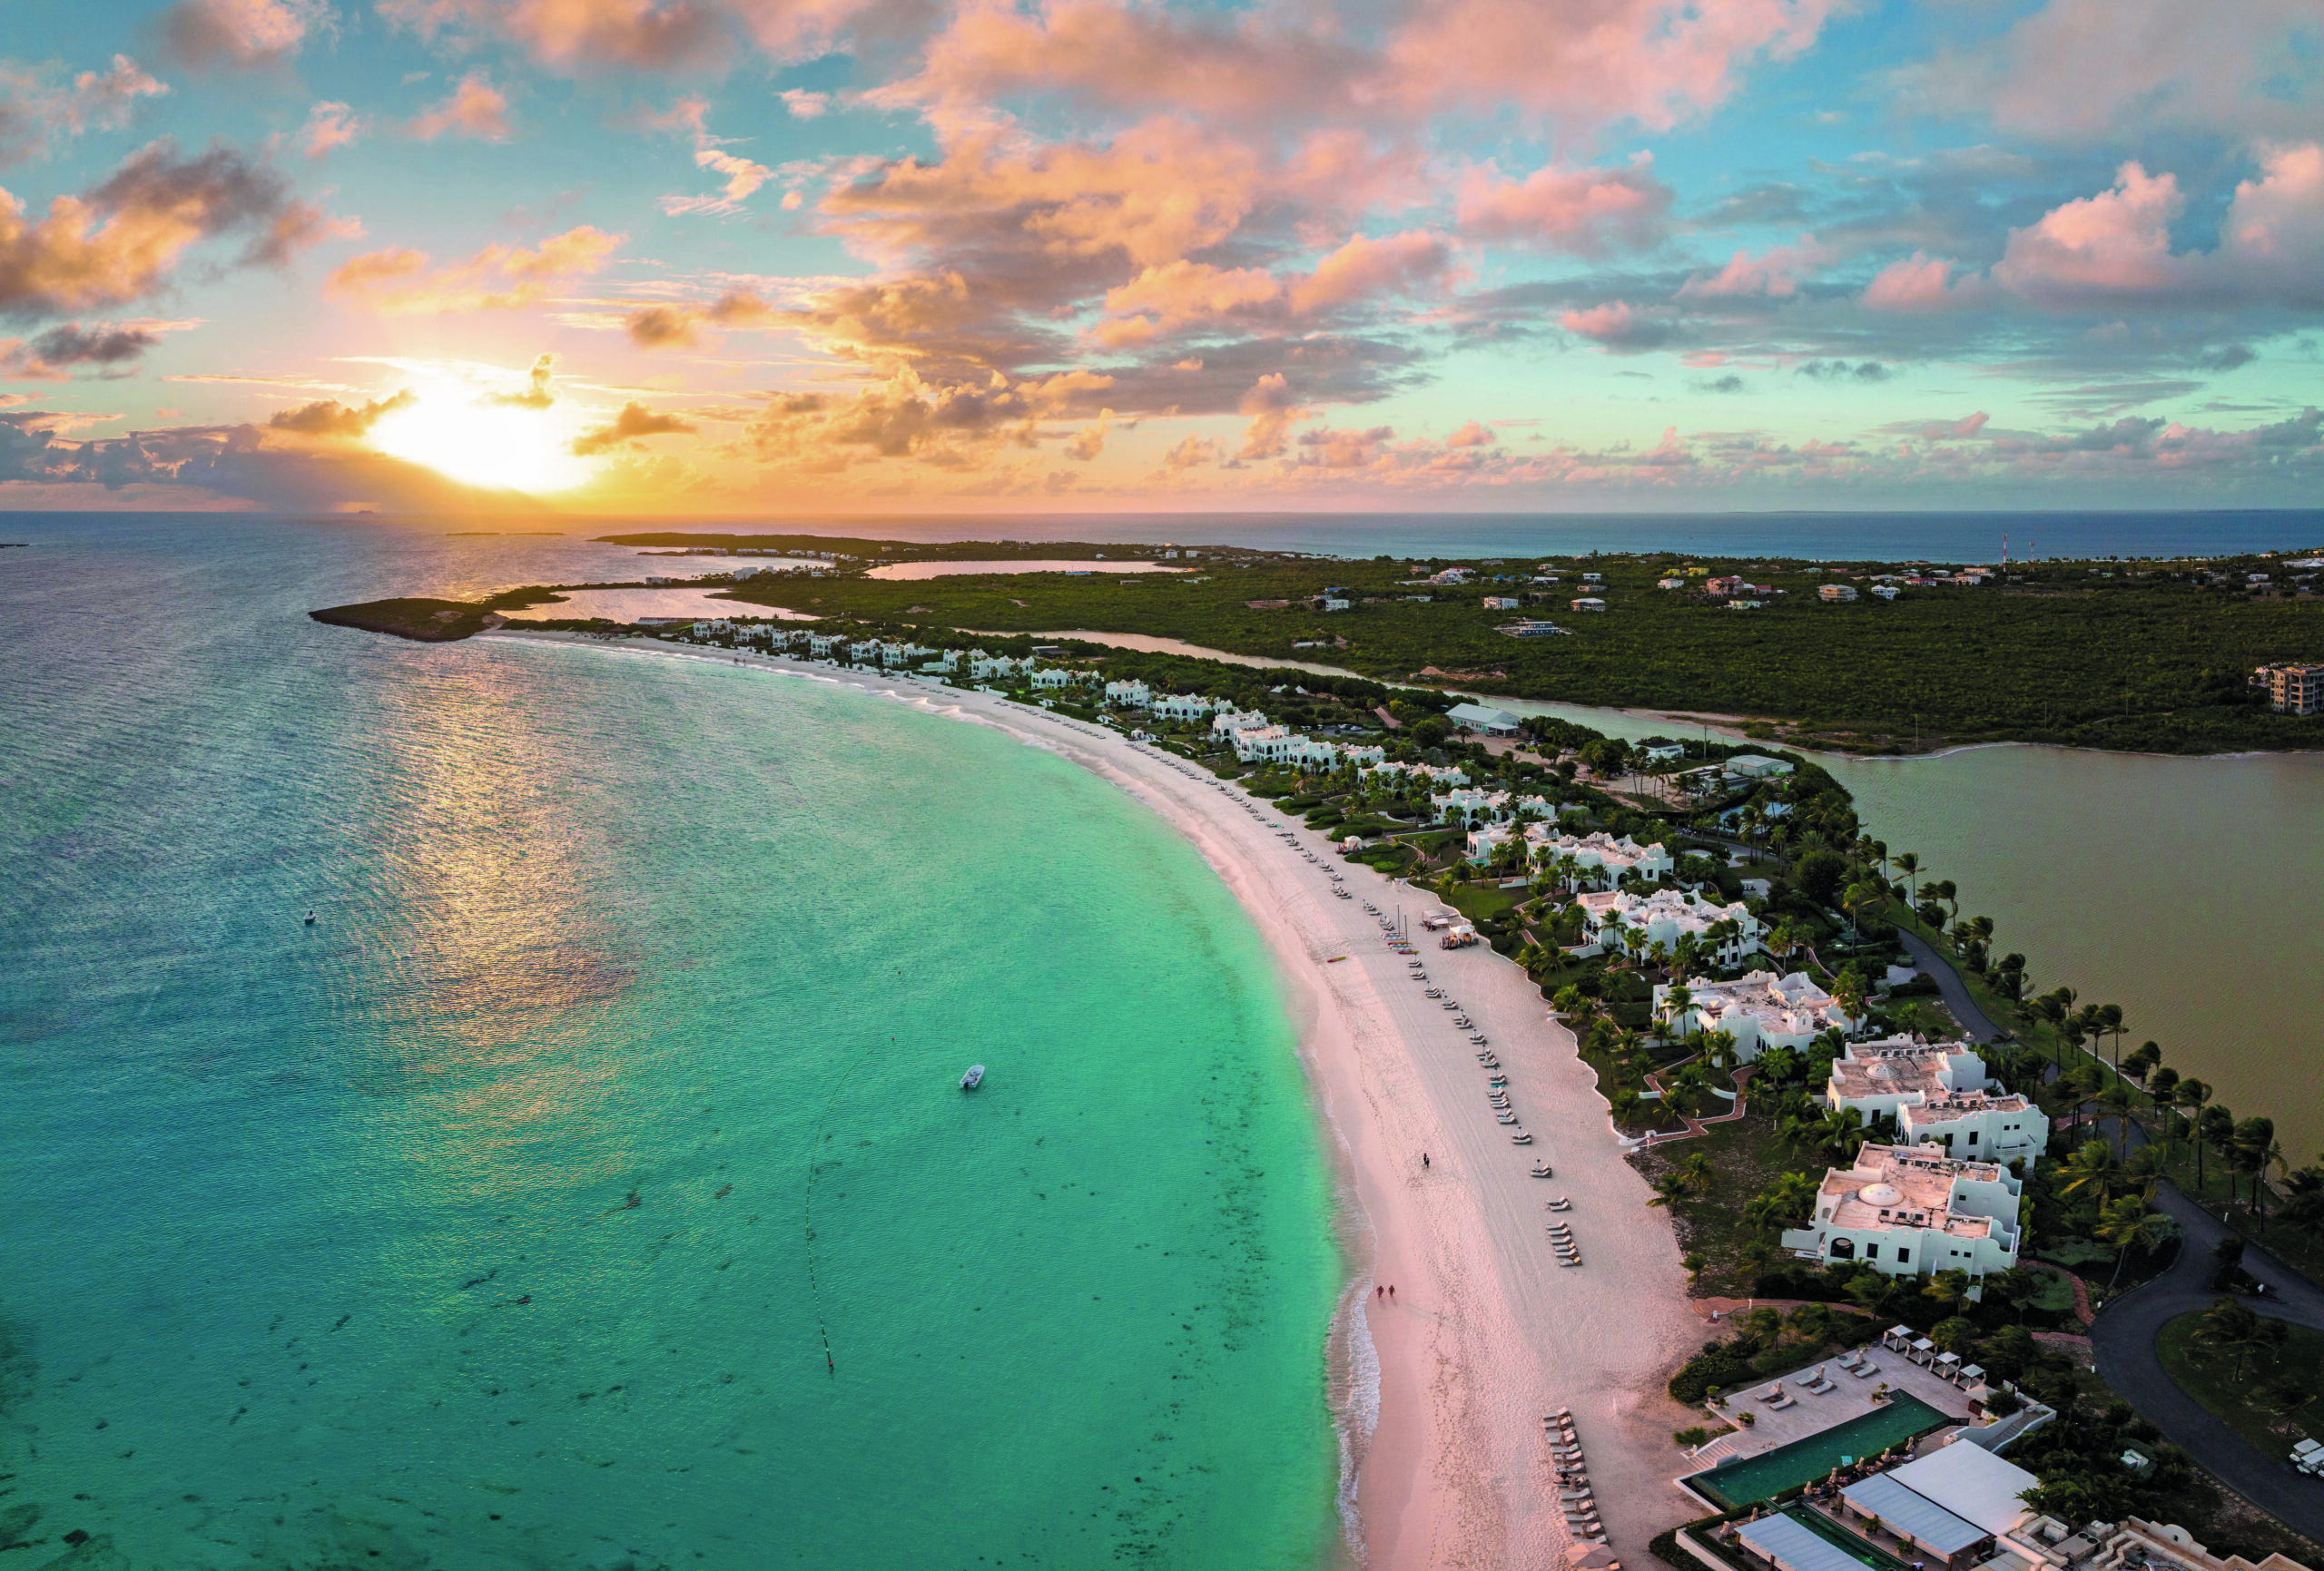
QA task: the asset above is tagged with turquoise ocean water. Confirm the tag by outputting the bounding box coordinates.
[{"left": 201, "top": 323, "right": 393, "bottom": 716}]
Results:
[{"left": 0, "top": 516, "right": 1342, "bottom": 1569}]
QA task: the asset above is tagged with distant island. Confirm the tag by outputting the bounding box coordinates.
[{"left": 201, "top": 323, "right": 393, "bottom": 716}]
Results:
[{"left": 312, "top": 532, "right": 2324, "bottom": 754}]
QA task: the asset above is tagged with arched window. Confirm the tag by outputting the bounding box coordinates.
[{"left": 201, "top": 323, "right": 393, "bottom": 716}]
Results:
[{"left": 1829, "top": 1237, "right": 1856, "bottom": 1260}]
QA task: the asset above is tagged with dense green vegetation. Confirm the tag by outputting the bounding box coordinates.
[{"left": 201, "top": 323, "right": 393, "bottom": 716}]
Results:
[
  {"left": 2158, "top": 1302, "right": 2324, "bottom": 1461},
  {"left": 308, "top": 596, "right": 504, "bottom": 641},
  {"left": 651, "top": 535, "right": 2324, "bottom": 754}
]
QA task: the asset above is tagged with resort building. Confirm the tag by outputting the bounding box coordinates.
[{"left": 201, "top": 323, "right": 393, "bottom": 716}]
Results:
[
  {"left": 1434, "top": 786, "right": 1510, "bottom": 826},
  {"left": 1827, "top": 1038, "right": 2048, "bottom": 1162},
  {"left": 1636, "top": 736, "right": 1685, "bottom": 763},
  {"left": 1654, "top": 969, "right": 1856, "bottom": 1060},
  {"left": 1571, "top": 596, "right": 1607, "bottom": 612},
  {"left": 1341, "top": 744, "right": 1387, "bottom": 767},
  {"left": 1103, "top": 679, "right": 1152, "bottom": 707},
  {"left": 919, "top": 650, "right": 960, "bottom": 673},
  {"left": 1148, "top": 693, "right": 1219, "bottom": 722},
  {"left": 2255, "top": 663, "right": 2324, "bottom": 715},
  {"left": 806, "top": 633, "right": 845, "bottom": 657},
  {"left": 1828, "top": 1443, "right": 2041, "bottom": 1569},
  {"left": 1725, "top": 754, "right": 1795, "bottom": 780},
  {"left": 1780, "top": 1142, "right": 2024, "bottom": 1283},
  {"left": 1526, "top": 830, "right": 1676, "bottom": 889},
  {"left": 970, "top": 653, "right": 1025, "bottom": 681},
  {"left": 1445, "top": 702, "right": 1523, "bottom": 736},
  {"left": 1819, "top": 584, "right": 1860, "bottom": 603},
  {"left": 1361, "top": 760, "right": 1471, "bottom": 788},
  {"left": 1230, "top": 727, "right": 1341, "bottom": 767},
  {"left": 1574, "top": 888, "right": 1761, "bottom": 965},
  {"left": 1030, "top": 667, "right": 1076, "bottom": 689}
]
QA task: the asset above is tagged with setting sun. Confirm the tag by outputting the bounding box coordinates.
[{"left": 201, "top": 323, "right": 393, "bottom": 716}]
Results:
[{"left": 369, "top": 389, "right": 595, "bottom": 494}]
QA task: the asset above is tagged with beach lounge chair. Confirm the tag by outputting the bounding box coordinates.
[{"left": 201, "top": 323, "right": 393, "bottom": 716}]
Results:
[
  {"left": 2296, "top": 1439, "right": 2323, "bottom": 1459},
  {"left": 1850, "top": 1360, "right": 1879, "bottom": 1379},
  {"left": 1756, "top": 1383, "right": 1783, "bottom": 1403},
  {"left": 1768, "top": 1391, "right": 1796, "bottom": 1409},
  {"left": 1559, "top": 1257, "right": 1582, "bottom": 1267}
]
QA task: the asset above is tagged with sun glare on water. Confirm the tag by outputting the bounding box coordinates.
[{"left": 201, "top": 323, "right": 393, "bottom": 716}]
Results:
[{"left": 369, "top": 390, "right": 594, "bottom": 494}]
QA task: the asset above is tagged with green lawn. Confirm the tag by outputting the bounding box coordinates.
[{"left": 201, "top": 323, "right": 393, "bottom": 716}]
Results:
[
  {"left": 2156, "top": 1311, "right": 2324, "bottom": 1460},
  {"left": 1443, "top": 882, "right": 1526, "bottom": 922}
]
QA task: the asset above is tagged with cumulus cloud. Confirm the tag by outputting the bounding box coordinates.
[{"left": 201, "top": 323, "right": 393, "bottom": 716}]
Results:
[
  {"left": 1454, "top": 157, "right": 1672, "bottom": 255},
  {"left": 0, "top": 56, "right": 169, "bottom": 167},
  {"left": 1236, "top": 371, "right": 1301, "bottom": 460},
  {"left": 1679, "top": 235, "right": 1835, "bottom": 299},
  {"left": 0, "top": 139, "right": 328, "bottom": 320},
  {"left": 1862, "top": 251, "right": 1991, "bottom": 312},
  {"left": 1444, "top": 420, "right": 1492, "bottom": 447},
  {"left": 624, "top": 287, "right": 774, "bottom": 348},
  {"left": 1559, "top": 300, "right": 1672, "bottom": 351},
  {"left": 297, "top": 101, "right": 364, "bottom": 160},
  {"left": 781, "top": 89, "right": 829, "bottom": 118},
  {"left": 326, "top": 225, "right": 622, "bottom": 313},
  {"left": 1, "top": 319, "right": 168, "bottom": 378},
  {"left": 1061, "top": 407, "right": 1111, "bottom": 460},
  {"left": 409, "top": 71, "right": 511, "bottom": 142},
  {"left": 1994, "top": 162, "right": 2188, "bottom": 303},
  {"left": 1896, "top": 0, "right": 2322, "bottom": 142},
  {"left": 485, "top": 352, "right": 556, "bottom": 407},
  {"left": 377, "top": 0, "right": 883, "bottom": 74},
  {"left": 158, "top": 0, "right": 328, "bottom": 71},
  {"left": 1796, "top": 359, "right": 1890, "bottom": 382},
  {"left": 1287, "top": 231, "right": 1452, "bottom": 314},
  {"left": 572, "top": 400, "right": 695, "bottom": 456},
  {"left": 267, "top": 387, "right": 416, "bottom": 435}
]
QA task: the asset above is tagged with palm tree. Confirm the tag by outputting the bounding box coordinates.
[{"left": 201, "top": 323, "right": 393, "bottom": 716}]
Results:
[
  {"left": 1935, "top": 879, "right": 1959, "bottom": 926},
  {"left": 2175, "top": 1078, "right": 2212, "bottom": 1170},
  {"left": 1922, "top": 1268, "right": 1974, "bottom": 1318},
  {"left": 2060, "top": 1138, "right": 2119, "bottom": 1203},
  {"left": 2196, "top": 1103, "right": 2237, "bottom": 1193},
  {"left": 2097, "top": 1197, "right": 2176, "bottom": 1287},
  {"left": 1674, "top": 1151, "right": 1715, "bottom": 1194},
  {"left": 2097, "top": 1081, "right": 2141, "bottom": 1159},
  {"left": 2097, "top": 1003, "right": 2124, "bottom": 1072},
  {"left": 1817, "top": 1105, "right": 1866, "bottom": 1163},
  {"left": 1893, "top": 851, "right": 1922, "bottom": 895},
  {"left": 2199, "top": 1297, "right": 2266, "bottom": 1380}
]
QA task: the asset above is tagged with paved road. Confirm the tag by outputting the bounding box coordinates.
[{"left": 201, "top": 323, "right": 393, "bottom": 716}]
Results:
[
  {"left": 1894, "top": 927, "right": 2000, "bottom": 1043},
  {"left": 2088, "top": 1184, "right": 2324, "bottom": 1539}
]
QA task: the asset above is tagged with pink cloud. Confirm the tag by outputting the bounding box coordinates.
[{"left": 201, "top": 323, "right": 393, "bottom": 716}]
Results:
[
  {"left": 0, "top": 56, "right": 169, "bottom": 166},
  {"left": 1286, "top": 230, "right": 1451, "bottom": 314},
  {"left": 2225, "top": 142, "right": 2324, "bottom": 270},
  {"left": 326, "top": 225, "right": 623, "bottom": 313},
  {"left": 159, "top": 0, "right": 326, "bottom": 70},
  {"left": 1862, "top": 251, "right": 1990, "bottom": 312},
  {"left": 1454, "top": 156, "right": 1672, "bottom": 255},
  {"left": 298, "top": 102, "right": 365, "bottom": 160},
  {"left": 1559, "top": 300, "right": 1671, "bottom": 352},
  {"left": 1445, "top": 421, "right": 1492, "bottom": 448},
  {"left": 409, "top": 71, "right": 512, "bottom": 142},
  {"left": 1380, "top": 0, "right": 1844, "bottom": 132},
  {"left": 1237, "top": 371, "right": 1302, "bottom": 460},
  {"left": 1994, "top": 162, "right": 2188, "bottom": 304},
  {"left": 379, "top": 0, "right": 737, "bottom": 73},
  {"left": 1679, "top": 235, "right": 1833, "bottom": 299},
  {"left": 1096, "top": 260, "right": 1282, "bottom": 347}
]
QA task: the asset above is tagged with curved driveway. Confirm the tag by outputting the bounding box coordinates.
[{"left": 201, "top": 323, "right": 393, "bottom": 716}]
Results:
[
  {"left": 1894, "top": 928, "right": 2000, "bottom": 1043},
  {"left": 2088, "top": 1185, "right": 2324, "bottom": 1539}
]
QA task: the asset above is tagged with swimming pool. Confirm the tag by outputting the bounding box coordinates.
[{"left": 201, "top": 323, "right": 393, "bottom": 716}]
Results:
[{"left": 1682, "top": 1395, "right": 1951, "bottom": 1509}]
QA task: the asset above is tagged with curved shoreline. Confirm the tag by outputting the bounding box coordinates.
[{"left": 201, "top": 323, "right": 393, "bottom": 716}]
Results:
[{"left": 480, "top": 628, "right": 1707, "bottom": 1570}]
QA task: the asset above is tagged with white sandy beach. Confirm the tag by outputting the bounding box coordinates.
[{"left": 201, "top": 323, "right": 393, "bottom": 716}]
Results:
[{"left": 487, "top": 630, "right": 1706, "bottom": 1570}]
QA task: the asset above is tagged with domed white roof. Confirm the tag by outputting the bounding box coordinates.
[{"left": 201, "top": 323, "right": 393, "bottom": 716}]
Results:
[{"left": 1859, "top": 1183, "right": 1904, "bottom": 1207}]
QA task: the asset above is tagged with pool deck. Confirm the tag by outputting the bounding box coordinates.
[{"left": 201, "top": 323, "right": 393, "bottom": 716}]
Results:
[
  {"left": 1680, "top": 1391, "right": 1954, "bottom": 1510},
  {"left": 1696, "top": 1350, "right": 1977, "bottom": 1466}
]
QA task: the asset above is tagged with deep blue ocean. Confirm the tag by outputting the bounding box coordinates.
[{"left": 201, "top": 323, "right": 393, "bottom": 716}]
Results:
[{"left": 0, "top": 515, "right": 1342, "bottom": 1570}]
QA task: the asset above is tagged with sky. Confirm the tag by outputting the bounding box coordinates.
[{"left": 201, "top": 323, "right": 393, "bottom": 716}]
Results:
[{"left": 0, "top": 0, "right": 2319, "bottom": 515}]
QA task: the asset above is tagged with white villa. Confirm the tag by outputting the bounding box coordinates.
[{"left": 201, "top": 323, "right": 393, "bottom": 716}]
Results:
[
  {"left": 1781, "top": 1142, "right": 2024, "bottom": 1286},
  {"left": 970, "top": 653, "right": 1026, "bottom": 681},
  {"left": 1526, "top": 830, "right": 1675, "bottom": 888},
  {"left": 1827, "top": 1038, "right": 2049, "bottom": 1163},
  {"left": 919, "top": 649, "right": 960, "bottom": 673},
  {"left": 1653, "top": 969, "right": 1856, "bottom": 1060},
  {"left": 806, "top": 633, "right": 845, "bottom": 657},
  {"left": 1212, "top": 707, "right": 1273, "bottom": 739},
  {"left": 1445, "top": 701, "right": 1523, "bottom": 736},
  {"left": 1104, "top": 679, "right": 1152, "bottom": 707},
  {"left": 1149, "top": 693, "right": 1218, "bottom": 722},
  {"left": 1573, "top": 888, "right": 1761, "bottom": 965},
  {"left": 1360, "top": 760, "right": 1471, "bottom": 788},
  {"left": 1341, "top": 743, "right": 1387, "bottom": 768},
  {"left": 1031, "top": 667, "right": 1075, "bottom": 689},
  {"left": 1230, "top": 727, "right": 1342, "bottom": 767},
  {"left": 1726, "top": 754, "right": 1795, "bottom": 780}
]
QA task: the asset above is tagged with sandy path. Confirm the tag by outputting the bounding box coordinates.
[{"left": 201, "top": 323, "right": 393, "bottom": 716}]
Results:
[{"left": 485, "top": 633, "right": 1706, "bottom": 1570}]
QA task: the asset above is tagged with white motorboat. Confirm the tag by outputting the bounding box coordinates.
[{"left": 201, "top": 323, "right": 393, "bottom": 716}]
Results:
[{"left": 960, "top": 1065, "right": 986, "bottom": 1090}]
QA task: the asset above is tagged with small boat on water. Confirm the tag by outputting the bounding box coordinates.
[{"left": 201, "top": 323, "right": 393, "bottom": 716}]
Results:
[
  {"left": 960, "top": 1065, "right": 985, "bottom": 1091},
  {"left": 303, "top": 911, "right": 316, "bottom": 925}
]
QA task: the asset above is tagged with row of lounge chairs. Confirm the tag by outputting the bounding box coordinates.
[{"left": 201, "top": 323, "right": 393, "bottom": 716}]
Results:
[
  {"left": 1550, "top": 1218, "right": 1581, "bottom": 1268},
  {"left": 1545, "top": 1408, "right": 1607, "bottom": 1544}
]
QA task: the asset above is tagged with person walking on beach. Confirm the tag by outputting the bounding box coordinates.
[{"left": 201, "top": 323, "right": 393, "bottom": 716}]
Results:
[{"left": 1423, "top": 1153, "right": 1430, "bottom": 1169}]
